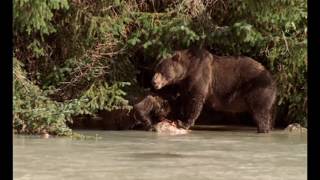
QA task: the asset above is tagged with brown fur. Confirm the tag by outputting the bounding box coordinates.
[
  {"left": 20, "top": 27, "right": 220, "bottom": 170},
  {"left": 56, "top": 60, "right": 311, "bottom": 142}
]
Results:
[
  {"left": 132, "top": 95, "right": 171, "bottom": 130},
  {"left": 152, "top": 48, "right": 277, "bottom": 133}
]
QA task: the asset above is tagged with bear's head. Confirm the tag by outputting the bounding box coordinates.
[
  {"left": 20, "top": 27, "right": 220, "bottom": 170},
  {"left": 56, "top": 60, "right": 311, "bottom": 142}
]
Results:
[
  {"left": 153, "top": 96, "right": 171, "bottom": 119},
  {"left": 152, "top": 52, "right": 187, "bottom": 89}
]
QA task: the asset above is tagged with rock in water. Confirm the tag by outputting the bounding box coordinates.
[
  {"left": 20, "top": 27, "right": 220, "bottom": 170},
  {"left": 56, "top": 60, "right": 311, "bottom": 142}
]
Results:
[
  {"left": 285, "top": 123, "right": 307, "bottom": 133},
  {"left": 154, "top": 119, "right": 189, "bottom": 135}
]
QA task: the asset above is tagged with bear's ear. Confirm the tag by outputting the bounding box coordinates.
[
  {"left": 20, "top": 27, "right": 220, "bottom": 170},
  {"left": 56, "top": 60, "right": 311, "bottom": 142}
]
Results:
[{"left": 172, "top": 52, "right": 181, "bottom": 62}]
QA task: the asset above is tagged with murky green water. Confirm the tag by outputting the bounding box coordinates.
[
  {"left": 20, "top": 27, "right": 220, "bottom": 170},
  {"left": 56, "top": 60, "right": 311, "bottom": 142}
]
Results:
[{"left": 13, "top": 128, "right": 307, "bottom": 180}]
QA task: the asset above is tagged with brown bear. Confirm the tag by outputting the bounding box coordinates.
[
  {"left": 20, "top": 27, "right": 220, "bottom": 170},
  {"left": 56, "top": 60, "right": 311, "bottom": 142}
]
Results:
[
  {"left": 132, "top": 95, "right": 171, "bottom": 130},
  {"left": 132, "top": 86, "right": 183, "bottom": 131},
  {"left": 152, "top": 48, "right": 277, "bottom": 133}
]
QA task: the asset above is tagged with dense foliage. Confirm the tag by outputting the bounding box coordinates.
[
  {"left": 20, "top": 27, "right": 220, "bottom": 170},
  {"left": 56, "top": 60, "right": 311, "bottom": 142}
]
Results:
[{"left": 13, "top": 0, "right": 307, "bottom": 135}]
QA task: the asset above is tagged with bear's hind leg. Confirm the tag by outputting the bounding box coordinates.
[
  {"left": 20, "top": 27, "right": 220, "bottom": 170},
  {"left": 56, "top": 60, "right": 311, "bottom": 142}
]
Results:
[
  {"left": 252, "top": 110, "right": 271, "bottom": 133},
  {"left": 246, "top": 87, "right": 276, "bottom": 133}
]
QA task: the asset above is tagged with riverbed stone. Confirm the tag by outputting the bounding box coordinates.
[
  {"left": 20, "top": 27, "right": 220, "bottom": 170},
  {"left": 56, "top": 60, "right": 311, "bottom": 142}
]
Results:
[{"left": 285, "top": 123, "right": 307, "bottom": 133}]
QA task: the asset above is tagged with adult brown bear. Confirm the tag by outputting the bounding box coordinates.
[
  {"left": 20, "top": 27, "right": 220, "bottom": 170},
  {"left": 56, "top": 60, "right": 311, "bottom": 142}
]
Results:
[{"left": 152, "top": 48, "right": 277, "bottom": 133}]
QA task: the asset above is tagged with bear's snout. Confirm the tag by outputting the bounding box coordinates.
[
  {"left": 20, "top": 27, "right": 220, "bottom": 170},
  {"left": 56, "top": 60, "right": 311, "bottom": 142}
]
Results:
[{"left": 152, "top": 73, "right": 168, "bottom": 89}]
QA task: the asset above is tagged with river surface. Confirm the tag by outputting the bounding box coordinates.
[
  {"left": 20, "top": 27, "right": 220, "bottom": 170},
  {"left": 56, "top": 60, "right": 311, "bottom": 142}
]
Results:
[{"left": 13, "top": 127, "right": 307, "bottom": 180}]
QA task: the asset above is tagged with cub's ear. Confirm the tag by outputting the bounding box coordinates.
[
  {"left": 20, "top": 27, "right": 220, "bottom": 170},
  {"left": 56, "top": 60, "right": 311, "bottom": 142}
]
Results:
[{"left": 172, "top": 52, "right": 181, "bottom": 61}]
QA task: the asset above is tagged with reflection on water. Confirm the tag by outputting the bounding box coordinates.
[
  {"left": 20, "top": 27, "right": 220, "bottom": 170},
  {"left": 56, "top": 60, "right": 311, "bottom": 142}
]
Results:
[{"left": 13, "top": 128, "right": 307, "bottom": 180}]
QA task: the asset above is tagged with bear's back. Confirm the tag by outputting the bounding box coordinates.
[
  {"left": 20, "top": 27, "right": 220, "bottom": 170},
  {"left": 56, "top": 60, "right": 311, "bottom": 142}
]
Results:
[{"left": 213, "top": 55, "right": 268, "bottom": 81}]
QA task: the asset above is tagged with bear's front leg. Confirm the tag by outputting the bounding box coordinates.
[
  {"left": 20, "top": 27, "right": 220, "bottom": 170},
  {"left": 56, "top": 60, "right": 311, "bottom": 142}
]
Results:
[{"left": 183, "top": 93, "right": 206, "bottom": 129}]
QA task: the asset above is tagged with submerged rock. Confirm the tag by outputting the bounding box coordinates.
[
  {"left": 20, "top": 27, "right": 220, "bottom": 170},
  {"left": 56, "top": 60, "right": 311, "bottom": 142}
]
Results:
[
  {"left": 154, "top": 119, "right": 190, "bottom": 135},
  {"left": 285, "top": 123, "right": 307, "bottom": 133}
]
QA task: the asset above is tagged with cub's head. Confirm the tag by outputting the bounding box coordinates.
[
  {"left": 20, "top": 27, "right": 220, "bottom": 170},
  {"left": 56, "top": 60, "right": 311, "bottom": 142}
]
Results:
[
  {"left": 152, "top": 52, "right": 186, "bottom": 89},
  {"left": 153, "top": 96, "right": 171, "bottom": 119}
]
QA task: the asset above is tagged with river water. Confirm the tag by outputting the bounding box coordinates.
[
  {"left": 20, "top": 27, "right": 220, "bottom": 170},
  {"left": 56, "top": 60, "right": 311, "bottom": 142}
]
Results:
[{"left": 13, "top": 127, "right": 307, "bottom": 180}]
